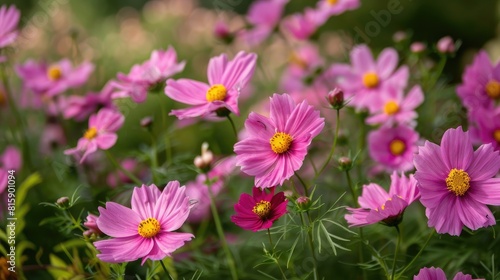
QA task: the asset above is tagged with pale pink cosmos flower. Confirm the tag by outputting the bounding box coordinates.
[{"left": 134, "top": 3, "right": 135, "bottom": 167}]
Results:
[
  {"left": 234, "top": 93, "right": 324, "bottom": 188},
  {"left": 165, "top": 51, "right": 257, "bottom": 120},
  {"left": 63, "top": 82, "right": 116, "bottom": 121},
  {"left": 281, "top": 8, "right": 322, "bottom": 41},
  {"left": 314, "top": 0, "right": 360, "bottom": 22},
  {"left": 0, "top": 5, "right": 20, "bottom": 49},
  {"left": 368, "top": 125, "right": 419, "bottom": 172},
  {"left": 413, "top": 267, "right": 484, "bottom": 280},
  {"left": 366, "top": 85, "right": 424, "bottom": 127},
  {"left": 15, "top": 59, "right": 94, "bottom": 98},
  {"left": 112, "top": 46, "right": 185, "bottom": 103},
  {"left": 94, "top": 182, "right": 194, "bottom": 265},
  {"left": 239, "top": 0, "right": 288, "bottom": 46},
  {"left": 0, "top": 146, "right": 21, "bottom": 195},
  {"left": 280, "top": 43, "right": 325, "bottom": 93},
  {"left": 64, "top": 108, "right": 124, "bottom": 163},
  {"left": 414, "top": 127, "right": 500, "bottom": 236},
  {"left": 345, "top": 172, "right": 420, "bottom": 227},
  {"left": 330, "top": 44, "right": 409, "bottom": 112}
]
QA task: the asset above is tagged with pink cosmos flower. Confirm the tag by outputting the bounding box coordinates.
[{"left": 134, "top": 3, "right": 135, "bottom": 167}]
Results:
[
  {"left": 414, "top": 127, "right": 500, "bottom": 236},
  {"left": 63, "top": 82, "right": 116, "bottom": 121},
  {"left": 231, "top": 187, "right": 288, "bottom": 231},
  {"left": 368, "top": 125, "right": 418, "bottom": 172},
  {"left": 366, "top": 85, "right": 424, "bottom": 127},
  {"left": 239, "top": 0, "right": 288, "bottom": 46},
  {"left": 112, "top": 47, "right": 185, "bottom": 103},
  {"left": 314, "top": 0, "right": 360, "bottom": 22},
  {"left": 437, "top": 36, "right": 455, "bottom": 54},
  {"left": 280, "top": 43, "right": 325, "bottom": 93},
  {"left": 64, "top": 108, "right": 124, "bottom": 163},
  {"left": 330, "top": 44, "right": 409, "bottom": 112},
  {"left": 413, "top": 267, "right": 484, "bottom": 280},
  {"left": 0, "top": 146, "right": 21, "bottom": 195},
  {"left": 106, "top": 158, "right": 147, "bottom": 188},
  {"left": 234, "top": 93, "right": 325, "bottom": 188},
  {"left": 281, "top": 8, "right": 321, "bottom": 41},
  {"left": 345, "top": 172, "right": 420, "bottom": 227},
  {"left": 15, "top": 59, "right": 94, "bottom": 98},
  {"left": 470, "top": 110, "right": 500, "bottom": 150},
  {"left": 456, "top": 50, "right": 500, "bottom": 114},
  {"left": 166, "top": 51, "right": 257, "bottom": 119},
  {"left": 0, "top": 5, "right": 20, "bottom": 49},
  {"left": 83, "top": 213, "right": 103, "bottom": 237},
  {"left": 94, "top": 182, "right": 194, "bottom": 265}
]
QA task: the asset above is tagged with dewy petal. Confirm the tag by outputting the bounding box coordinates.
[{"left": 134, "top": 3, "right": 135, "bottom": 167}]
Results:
[
  {"left": 456, "top": 197, "right": 494, "bottom": 231},
  {"left": 94, "top": 235, "right": 154, "bottom": 264},
  {"left": 244, "top": 112, "right": 276, "bottom": 141},
  {"left": 131, "top": 184, "right": 161, "bottom": 219},
  {"left": 165, "top": 78, "right": 210, "bottom": 105},
  {"left": 467, "top": 143, "right": 500, "bottom": 181},
  {"left": 284, "top": 99, "right": 324, "bottom": 140},
  {"left": 269, "top": 93, "right": 296, "bottom": 131},
  {"left": 357, "top": 183, "right": 390, "bottom": 209},
  {"left": 440, "top": 127, "right": 473, "bottom": 170},
  {"left": 96, "top": 203, "right": 141, "bottom": 237},
  {"left": 207, "top": 53, "right": 228, "bottom": 85},
  {"left": 468, "top": 178, "right": 500, "bottom": 206},
  {"left": 376, "top": 47, "right": 398, "bottom": 78},
  {"left": 155, "top": 181, "right": 191, "bottom": 231}
]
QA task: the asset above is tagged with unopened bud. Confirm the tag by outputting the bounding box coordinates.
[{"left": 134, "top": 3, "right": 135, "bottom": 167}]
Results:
[
  {"left": 194, "top": 142, "right": 214, "bottom": 170},
  {"left": 338, "top": 156, "right": 353, "bottom": 171},
  {"left": 410, "top": 42, "right": 426, "bottom": 54},
  {"left": 140, "top": 116, "right": 153, "bottom": 129},
  {"left": 437, "top": 36, "right": 455, "bottom": 54},
  {"left": 56, "top": 197, "right": 70, "bottom": 208},
  {"left": 393, "top": 31, "right": 407, "bottom": 43},
  {"left": 327, "top": 88, "right": 344, "bottom": 109},
  {"left": 214, "top": 21, "right": 234, "bottom": 44},
  {"left": 296, "top": 196, "right": 311, "bottom": 211}
]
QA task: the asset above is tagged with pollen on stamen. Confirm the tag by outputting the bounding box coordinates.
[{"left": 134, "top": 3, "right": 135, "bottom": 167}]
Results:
[
  {"left": 446, "top": 168, "right": 471, "bottom": 196},
  {"left": 84, "top": 127, "right": 98, "bottom": 140},
  {"left": 493, "top": 129, "right": 500, "bottom": 143},
  {"left": 206, "top": 84, "right": 227, "bottom": 102},
  {"left": 485, "top": 80, "right": 500, "bottom": 99},
  {"left": 389, "top": 139, "right": 406, "bottom": 156},
  {"left": 47, "top": 65, "right": 62, "bottom": 81},
  {"left": 138, "top": 217, "right": 161, "bottom": 238},
  {"left": 384, "top": 100, "right": 399, "bottom": 115},
  {"left": 270, "top": 132, "right": 293, "bottom": 154},
  {"left": 252, "top": 200, "right": 271, "bottom": 219},
  {"left": 362, "top": 72, "right": 379, "bottom": 89}
]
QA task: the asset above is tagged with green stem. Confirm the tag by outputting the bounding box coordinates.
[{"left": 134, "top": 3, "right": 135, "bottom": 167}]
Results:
[
  {"left": 316, "top": 109, "right": 340, "bottom": 178},
  {"left": 299, "top": 213, "right": 318, "bottom": 280},
  {"left": 161, "top": 104, "right": 173, "bottom": 166},
  {"left": 207, "top": 179, "right": 239, "bottom": 280},
  {"left": 391, "top": 226, "right": 401, "bottom": 280},
  {"left": 345, "top": 170, "right": 358, "bottom": 207},
  {"left": 396, "top": 229, "right": 434, "bottom": 278},
  {"left": 227, "top": 115, "right": 238, "bottom": 138},
  {"left": 149, "top": 133, "right": 159, "bottom": 184},
  {"left": 267, "top": 229, "right": 287, "bottom": 280},
  {"left": 159, "top": 260, "right": 172, "bottom": 279},
  {"left": 105, "top": 150, "right": 142, "bottom": 186},
  {"left": 294, "top": 172, "right": 309, "bottom": 197}
]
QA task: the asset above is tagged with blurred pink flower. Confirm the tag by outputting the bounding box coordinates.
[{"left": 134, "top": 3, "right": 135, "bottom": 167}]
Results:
[
  {"left": 63, "top": 82, "right": 116, "bottom": 121},
  {"left": 280, "top": 43, "right": 325, "bottom": 93},
  {"left": 166, "top": 51, "right": 257, "bottom": 120},
  {"left": 0, "top": 5, "right": 20, "bottom": 48},
  {"left": 345, "top": 172, "right": 420, "bottom": 227},
  {"left": 83, "top": 213, "right": 103, "bottom": 236},
  {"left": 0, "top": 146, "right": 22, "bottom": 195},
  {"left": 414, "top": 127, "right": 500, "bottom": 236},
  {"left": 234, "top": 93, "right": 324, "bottom": 188},
  {"left": 231, "top": 187, "right": 287, "bottom": 231},
  {"left": 112, "top": 46, "right": 185, "bottom": 103},
  {"left": 368, "top": 125, "right": 418, "bottom": 172},
  {"left": 314, "top": 0, "right": 360, "bottom": 22},
  {"left": 239, "top": 0, "right": 288, "bottom": 46},
  {"left": 281, "top": 8, "right": 321, "bottom": 41},
  {"left": 40, "top": 120, "right": 66, "bottom": 155},
  {"left": 366, "top": 85, "right": 424, "bottom": 127},
  {"left": 413, "top": 267, "right": 484, "bottom": 280},
  {"left": 15, "top": 59, "right": 94, "bottom": 98},
  {"left": 94, "top": 182, "right": 194, "bottom": 265},
  {"left": 64, "top": 108, "right": 124, "bottom": 163},
  {"left": 456, "top": 50, "right": 499, "bottom": 114},
  {"left": 437, "top": 36, "right": 455, "bottom": 54},
  {"left": 330, "top": 44, "right": 409, "bottom": 112},
  {"left": 106, "top": 158, "right": 147, "bottom": 188},
  {"left": 410, "top": 42, "right": 426, "bottom": 53}
]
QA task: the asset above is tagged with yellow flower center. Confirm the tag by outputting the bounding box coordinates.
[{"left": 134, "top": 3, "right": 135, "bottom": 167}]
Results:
[
  {"left": 252, "top": 200, "right": 271, "bottom": 218},
  {"left": 493, "top": 129, "right": 500, "bottom": 143},
  {"left": 384, "top": 100, "right": 399, "bottom": 115},
  {"left": 445, "top": 168, "right": 471, "bottom": 196},
  {"left": 84, "top": 127, "right": 98, "bottom": 140},
  {"left": 327, "top": 0, "right": 338, "bottom": 5},
  {"left": 362, "top": 72, "right": 379, "bottom": 88},
  {"left": 47, "top": 65, "right": 62, "bottom": 81},
  {"left": 137, "top": 217, "right": 161, "bottom": 238},
  {"left": 206, "top": 84, "right": 227, "bottom": 102},
  {"left": 270, "top": 132, "right": 293, "bottom": 154},
  {"left": 485, "top": 80, "right": 500, "bottom": 99},
  {"left": 389, "top": 139, "right": 406, "bottom": 156},
  {"left": 289, "top": 53, "right": 308, "bottom": 69}
]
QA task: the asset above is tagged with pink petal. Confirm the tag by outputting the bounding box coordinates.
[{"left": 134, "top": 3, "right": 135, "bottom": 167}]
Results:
[
  {"left": 154, "top": 232, "right": 194, "bottom": 257},
  {"left": 284, "top": 100, "right": 324, "bottom": 140},
  {"left": 357, "top": 183, "right": 389, "bottom": 209},
  {"left": 94, "top": 235, "right": 154, "bottom": 264},
  {"left": 468, "top": 178, "right": 500, "bottom": 206},
  {"left": 165, "top": 78, "right": 209, "bottom": 105},
  {"left": 440, "top": 127, "right": 473, "bottom": 170},
  {"left": 244, "top": 112, "right": 276, "bottom": 141},
  {"left": 97, "top": 202, "right": 141, "bottom": 237},
  {"left": 207, "top": 53, "right": 228, "bottom": 85},
  {"left": 467, "top": 143, "right": 500, "bottom": 181},
  {"left": 376, "top": 48, "right": 398, "bottom": 78},
  {"left": 95, "top": 133, "right": 117, "bottom": 150},
  {"left": 220, "top": 51, "right": 257, "bottom": 90},
  {"left": 155, "top": 181, "right": 191, "bottom": 231},
  {"left": 350, "top": 45, "right": 375, "bottom": 73},
  {"left": 131, "top": 184, "right": 161, "bottom": 219},
  {"left": 456, "top": 197, "right": 495, "bottom": 231},
  {"left": 426, "top": 196, "right": 463, "bottom": 236},
  {"left": 269, "top": 93, "right": 296, "bottom": 131}
]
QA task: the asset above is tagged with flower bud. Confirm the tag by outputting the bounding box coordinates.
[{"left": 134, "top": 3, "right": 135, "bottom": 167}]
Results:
[
  {"left": 327, "top": 88, "right": 344, "bottom": 109},
  {"left": 410, "top": 42, "right": 426, "bottom": 54},
  {"left": 392, "top": 31, "right": 407, "bottom": 43},
  {"left": 140, "top": 116, "right": 153, "bottom": 129},
  {"left": 194, "top": 142, "right": 214, "bottom": 170},
  {"left": 56, "top": 197, "right": 70, "bottom": 208},
  {"left": 437, "top": 36, "right": 455, "bottom": 54},
  {"left": 214, "top": 21, "right": 234, "bottom": 44},
  {"left": 338, "top": 156, "right": 353, "bottom": 171}
]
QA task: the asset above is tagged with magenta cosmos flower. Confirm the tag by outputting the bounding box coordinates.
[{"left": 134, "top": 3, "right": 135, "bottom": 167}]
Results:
[
  {"left": 414, "top": 267, "right": 484, "bottom": 280},
  {"left": 239, "top": 0, "right": 288, "bottom": 46},
  {"left": 456, "top": 50, "right": 500, "bottom": 114},
  {"left": 0, "top": 5, "right": 20, "bottom": 49},
  {"left": 471, "top": 110, "right": 500, "bottom": 150},
  {"left": 368, "top": 125, "right": 418, "bottom": 172},
  {"left": 63, "top": 82, "right": 116, "bottom": 121},
  {"left": 281, "top": 8, "right": 322, "bottom": 41},
  {"left": 330, "top": 44, "right": 409, "bottom": 112},
  {"left": 0, "top": 146, "right": 21, "bottom": 195},
  {"left": 165, "top": 51, "right": 257, "bottom": 119},
  {"left": 231, "top": 187, "right": 287, "bottom": 231},
  {"left": 345, "top": 172, "right": 420, "bottom": 227},
  {"left": 234, "top": 93, "right": 324, "bottom": 188},
  {"left": 64, "top": 108, "right": 124, "bottom": 163},
  {"left": 366, "top": 85, "right": 424, "bottom": 127},
  {"left": 16, "top": 59, "right": 94, "bottom": 98},
  {"left": 414, "top": 127, "right": 500, "bottom": 236},
  {"left": 112, "top": 47, "right": 185, "bottom": 103},
  {"left": 94, "top": 182, "right": 194, "bottom": 265}
]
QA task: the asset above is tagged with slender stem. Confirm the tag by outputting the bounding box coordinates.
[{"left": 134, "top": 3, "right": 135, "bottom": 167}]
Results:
[
  {"left": 227, "top": 115, "right": 238, "bottom": 138},
  {"left": 149, "top": 133, "right": 159, "bottom": 184},
  {"left": 345, "top": 170, "right": 358, "bottom": 207},
  {"left": 267, "top": 228, "right": 274, "bottom": 249},
  {"left": 207, "top": 179, "right": 239, "bottom": 280},
  {"left": 105, "top": 150, "right": 142, "bottom": 186},
  {"left": 294, "top": 172, "right": 309, "bottom": 197},
  {"left": 316, "top": 109, "right": 340, "bottom": 178},
  {"left": 161, "top": 104, "right": 172, "bottom": 166},
  {"left": 267, "top": 229, "right": 288, "bottom": 280},
  {"left": 397, "top": 229, "right": 435, "bottom": 278},
  {"left": 391, "top": 226, "right": 401, "bottom": 280},
  {"left": 299, "top": 213, "right": 318, "bottom": 280},
  {"left": 159, "top": 260, "right": 169, "bottom": 275}
]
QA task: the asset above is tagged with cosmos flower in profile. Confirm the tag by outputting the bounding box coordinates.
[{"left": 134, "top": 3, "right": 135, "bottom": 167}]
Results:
[
  {"left": 414, "top": 127, "right": 500, "bottom": 236},
  {"left": 94, "top": 182, "right": 194, "bottom": 265},
  {"left": 413, "top": 266, "right": 484, "bottom": 280},
  {"left": 234, "top": 93, "right": 324, "bottom": 188}
]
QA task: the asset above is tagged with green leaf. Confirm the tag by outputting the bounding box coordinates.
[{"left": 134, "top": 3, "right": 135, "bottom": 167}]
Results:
[
  {"left": 17, "top": 172, "right": 42, "bottom": 206},
  {"left": 48, "top": 254, "right": 74, "bottom": 279}
]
